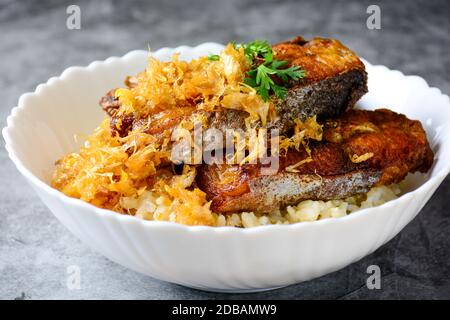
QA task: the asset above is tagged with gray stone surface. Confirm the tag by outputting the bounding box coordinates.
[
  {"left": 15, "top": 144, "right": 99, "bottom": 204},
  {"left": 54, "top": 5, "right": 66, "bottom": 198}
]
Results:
[{"left": 1, "top": 0, "right": 449, "bottom": 300}]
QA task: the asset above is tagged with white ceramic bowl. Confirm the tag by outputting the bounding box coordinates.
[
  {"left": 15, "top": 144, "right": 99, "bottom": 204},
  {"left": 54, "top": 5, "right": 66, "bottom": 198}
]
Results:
[{"left": 3, "top": 43, "right": 450, "bottom": 293}]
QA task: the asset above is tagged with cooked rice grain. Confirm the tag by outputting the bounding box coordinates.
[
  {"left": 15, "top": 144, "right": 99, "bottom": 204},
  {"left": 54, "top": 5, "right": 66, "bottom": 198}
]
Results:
[{"left": 121, "top": 184, "right": 401, "bottom": 227}]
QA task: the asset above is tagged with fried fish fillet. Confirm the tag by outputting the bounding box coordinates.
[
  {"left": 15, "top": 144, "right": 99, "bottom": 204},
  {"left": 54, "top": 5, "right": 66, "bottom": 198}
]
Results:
[
  {"left": 100, "top": 37, "right": 367, "bottom": 138},
  {"left": 196, "top": 109, "right": 434, "bottom": 213}
]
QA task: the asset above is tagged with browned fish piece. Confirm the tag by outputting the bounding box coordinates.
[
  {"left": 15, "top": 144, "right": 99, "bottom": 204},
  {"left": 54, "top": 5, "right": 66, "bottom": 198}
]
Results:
[
  {"left": 100, "top": 37, "right": 367, "bottom": 138},
  {"left": 196, "top": 109, "right": 434, "bottom": 213}
]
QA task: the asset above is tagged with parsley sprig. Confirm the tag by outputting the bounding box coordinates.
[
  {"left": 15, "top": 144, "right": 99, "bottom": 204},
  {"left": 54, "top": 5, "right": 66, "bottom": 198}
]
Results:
[
  {"left": 208, "top": 40, "right": 306, "bottom": 101},
  {"left": 207, "top": 54, "right": 220, "bottom": 61},
  {"left": 242, "top": 40, "right": 306, "bottom": 101}
]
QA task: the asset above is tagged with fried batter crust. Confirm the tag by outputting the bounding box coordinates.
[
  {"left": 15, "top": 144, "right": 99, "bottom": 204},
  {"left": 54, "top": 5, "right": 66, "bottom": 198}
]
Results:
[
  {"left": 196, "top": 109, "right": 434, "bottom": 213},
  {"left": 100, "top": 37, "right": 367, "bottom": 139}
]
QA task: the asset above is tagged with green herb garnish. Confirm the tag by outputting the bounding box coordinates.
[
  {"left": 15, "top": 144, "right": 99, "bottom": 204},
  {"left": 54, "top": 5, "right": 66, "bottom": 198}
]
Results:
[
  {"left": 208, "top": 54, "right": 220, "bottom": 61},
  {"left": 241, "top": 40, "right": 306, "bottom": 101}
]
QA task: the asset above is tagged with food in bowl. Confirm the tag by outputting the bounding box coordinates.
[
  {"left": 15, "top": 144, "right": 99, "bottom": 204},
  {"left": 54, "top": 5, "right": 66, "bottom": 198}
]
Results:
[
  {"left": 197, "top": 108, "right": 433, "bottom": 213},
  {"left": 51, "top": 36, "right": 434, "bottom": 227}
]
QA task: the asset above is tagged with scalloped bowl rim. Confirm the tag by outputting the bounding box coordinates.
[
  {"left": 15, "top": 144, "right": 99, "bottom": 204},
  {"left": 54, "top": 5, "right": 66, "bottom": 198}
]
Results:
[{"left": 3, "top": 43, "right": 450, "bottom": 235}]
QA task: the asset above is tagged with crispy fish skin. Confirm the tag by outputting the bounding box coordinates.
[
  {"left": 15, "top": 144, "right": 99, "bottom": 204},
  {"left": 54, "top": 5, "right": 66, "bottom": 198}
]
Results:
[
  {"left": 268, "top": 36, "right": 367, "bottom": 131},
  {"left": 196, "top": 109, "right": 434, "bottom": 213},
  {"left": 100, "top": 37, "right": 367, "bottom": 138}
]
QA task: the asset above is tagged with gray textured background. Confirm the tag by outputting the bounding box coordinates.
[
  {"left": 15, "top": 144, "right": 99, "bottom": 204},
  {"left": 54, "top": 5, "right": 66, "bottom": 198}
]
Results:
[{"left": 1, "top": 0, "right": 449, "bottom": 300}]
